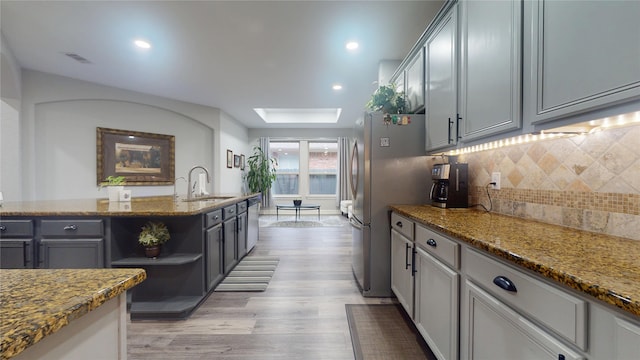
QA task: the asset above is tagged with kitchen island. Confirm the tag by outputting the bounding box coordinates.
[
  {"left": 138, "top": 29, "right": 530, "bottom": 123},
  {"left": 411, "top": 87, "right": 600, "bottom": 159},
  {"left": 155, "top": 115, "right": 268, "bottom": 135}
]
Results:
[
  {"left": 0, "top": 268, "right": 146, "bottom": 360},
  {"left": 0, "top": 194, "right": 260, "bottom": 320}
]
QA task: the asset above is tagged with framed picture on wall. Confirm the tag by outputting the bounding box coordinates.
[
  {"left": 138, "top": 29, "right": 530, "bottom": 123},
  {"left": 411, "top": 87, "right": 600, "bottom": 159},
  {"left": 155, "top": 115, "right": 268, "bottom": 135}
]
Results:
[
  {"left": 227, "top": 150, "right": 233, "bottom": 168},
  {"left": 234, "top": 155, "right": 241, "bottom": 168},
  {"left": 97, "top": 127, "right": 175, "bottom": 185},
  {"left": 240, "top": 154, "right": 245, "bottom": 170}
]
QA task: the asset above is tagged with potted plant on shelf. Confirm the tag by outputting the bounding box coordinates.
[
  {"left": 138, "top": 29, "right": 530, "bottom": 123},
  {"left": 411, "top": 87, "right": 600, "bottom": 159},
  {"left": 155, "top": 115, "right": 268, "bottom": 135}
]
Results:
[
  {"left": 138, "top": 221, "right": 170, "bottom": 258},
  {"left": 365, "top": 84, "right": 406, "bottom": 115},
  {"left": 99, "top": 175, "right": 126, "bottom": 202},
  {"left": 246, "top": 146, "right": 277, "bottom": 196}
]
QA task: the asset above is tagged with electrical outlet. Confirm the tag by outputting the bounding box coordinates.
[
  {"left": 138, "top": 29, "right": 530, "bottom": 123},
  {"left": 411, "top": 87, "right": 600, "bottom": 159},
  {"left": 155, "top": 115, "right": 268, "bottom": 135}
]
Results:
[
  {"left": 380, "top": 137, "right": 390, "bottom": 147},
  {"left": 491, "top": 172, "right": 501, "bottom": 190}
]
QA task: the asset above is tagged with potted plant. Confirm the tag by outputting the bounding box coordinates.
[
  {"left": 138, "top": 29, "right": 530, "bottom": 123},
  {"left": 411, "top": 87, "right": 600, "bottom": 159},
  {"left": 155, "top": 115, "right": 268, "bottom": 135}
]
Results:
[
  {"left": 99, "top": 175, "right": 126, "bottom": 202},
  {"left": 246, "top": 146, "right": 277, "bottom": 196},
  {"left": 138, "top": 221, "right": 170, "bottom": 258},
  {"left": 365, "top": 84, "right": 406, "bottom": 114}
]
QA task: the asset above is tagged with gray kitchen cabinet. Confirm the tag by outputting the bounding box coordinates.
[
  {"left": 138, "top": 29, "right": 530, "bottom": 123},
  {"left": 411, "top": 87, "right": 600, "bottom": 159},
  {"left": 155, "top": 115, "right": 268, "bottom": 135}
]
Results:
[
  {"left": 526, "top": 0, "right": 640, "bottom": 124},
  {"left": 414, "top": 225, "right": 459, "bottom": 360},
  {"left": 391, "top": 228, "right": 414, "bottom": 317},
  {"left": 0, "top": 219, "right": 34, "bottom": 269},
  {"left": 39, "top": 219, "right": 105, "bottom": 268},
  {"left": 223, "top": 204, "right": 238, "bottom": 274},
  {"left": 206, "top": 224, "right": 223, "bottom": 291},
  {"left": 38, "top": 239, "right": 105, "bottom": 268},
  {"left": 426, "top": 3, "right": 458, "bottom": 151},
  {"left": 463, "top": 280, "right": 583, "bottom": 360},
  {"left": 459, "top": 0, "right": 522, "bottom": 141},
  {"left": 205, "top": 208, "right": 223, "bottom": 291},
  {"left": 405, "top": 47, "right": 425, "bottom": 114}
]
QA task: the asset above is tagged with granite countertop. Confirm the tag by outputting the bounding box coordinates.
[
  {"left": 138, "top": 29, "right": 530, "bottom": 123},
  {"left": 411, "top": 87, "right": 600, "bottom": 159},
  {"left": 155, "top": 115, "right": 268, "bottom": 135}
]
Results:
[
  {"left": 0, "top": 193, "right": 259, "bottom": 217},
  {"left": 390, "top": 205, "right": 640, "bottom": 318},
  {"left": 0, "top": 268, "right": 146, "bottom": 360}
]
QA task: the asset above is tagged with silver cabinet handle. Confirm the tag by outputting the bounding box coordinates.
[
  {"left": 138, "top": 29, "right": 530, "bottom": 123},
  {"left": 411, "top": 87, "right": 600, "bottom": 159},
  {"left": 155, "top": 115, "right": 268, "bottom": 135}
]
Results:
[
  {"left": 427, "top": 239, "right": 437, "bottom": 247},
  {"left": 64, "top": 224, "right": 78, "bottom": 231},
  {"left": 0, "top": 225, "right": 6, "bottom": 231}
]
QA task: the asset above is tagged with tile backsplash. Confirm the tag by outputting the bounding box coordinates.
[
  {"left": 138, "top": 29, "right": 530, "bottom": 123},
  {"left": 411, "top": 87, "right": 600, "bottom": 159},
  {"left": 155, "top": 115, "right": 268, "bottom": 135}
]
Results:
[{"left": 446, "top": 124, "right": 640, "bottom": 240}]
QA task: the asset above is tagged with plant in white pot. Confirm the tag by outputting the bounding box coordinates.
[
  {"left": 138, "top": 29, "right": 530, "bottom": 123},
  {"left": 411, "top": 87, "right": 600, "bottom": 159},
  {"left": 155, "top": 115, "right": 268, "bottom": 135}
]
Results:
[
  {"left": 99, "top": 175, "right": 126, "bottom": 202},
  {"left": 138, "top": 221, "right": 170, "bottom": 258}
]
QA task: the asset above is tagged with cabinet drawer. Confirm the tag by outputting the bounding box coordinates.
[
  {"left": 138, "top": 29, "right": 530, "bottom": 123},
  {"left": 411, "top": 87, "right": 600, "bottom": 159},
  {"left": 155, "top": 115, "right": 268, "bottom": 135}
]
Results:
[
  {"left": 465, "top": 248, "right": 587, "bottom": 350},
  {"left": 415, "top": 224, "right": 459, "bottom": 269},
  {"left": 41, "top": 219, "right": 104, "bottom": 237},
  {"left": 391, "top": 212, "right": 414, "bottom": 240},
  {"left": 0, "top": 220, "right": 33, "bottom": 237},
  {"left": 206, "top": 209, "right": 223, "bottom": 228},
  {"left": 236, "top": 201, "right": 247, "bottom": 214},
  {"left": 223, "top": 205, "right": 237, "bottom": 219}
]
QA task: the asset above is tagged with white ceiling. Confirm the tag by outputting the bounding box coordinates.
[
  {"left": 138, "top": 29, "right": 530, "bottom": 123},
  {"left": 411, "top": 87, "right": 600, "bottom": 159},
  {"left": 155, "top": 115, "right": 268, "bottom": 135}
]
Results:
[{"left": 0, "top": 0, "right": 444, "bottom": 129}]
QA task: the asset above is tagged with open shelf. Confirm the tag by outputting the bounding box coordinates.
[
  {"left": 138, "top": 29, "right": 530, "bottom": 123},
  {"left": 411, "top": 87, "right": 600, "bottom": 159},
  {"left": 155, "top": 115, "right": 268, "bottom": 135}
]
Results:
[
  {"left": 111, "top": 253, "right": 202, "bottom": 266},
  {"left": 129, "top": 296, "right": 203, "bottom": 320}
]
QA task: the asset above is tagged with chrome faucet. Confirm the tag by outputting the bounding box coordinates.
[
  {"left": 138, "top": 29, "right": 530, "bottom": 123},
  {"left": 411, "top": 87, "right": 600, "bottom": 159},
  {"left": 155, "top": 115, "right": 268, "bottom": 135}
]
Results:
[
  {"left": 174, "top": 177, "right": 186, "bottom": 198},
  {"left": 187, "top": 166, "right": 210, "bottom": 200}
]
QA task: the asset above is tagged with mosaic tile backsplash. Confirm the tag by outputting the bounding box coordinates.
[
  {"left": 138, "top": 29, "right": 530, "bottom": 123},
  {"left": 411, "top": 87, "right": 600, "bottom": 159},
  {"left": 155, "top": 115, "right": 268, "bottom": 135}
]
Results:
[{"left": 439, "top": 124, "right": 640, "bottom": 240}]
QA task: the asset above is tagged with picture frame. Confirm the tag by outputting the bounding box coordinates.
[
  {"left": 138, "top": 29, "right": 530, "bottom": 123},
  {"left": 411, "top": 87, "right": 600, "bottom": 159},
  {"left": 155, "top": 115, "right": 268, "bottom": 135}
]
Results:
[
  {"left": 240, "top": 154, "right": 245, "bottom": 170},
  {"left": 234, "top": 154, "right": 241, "bottom": 168},
  {"left": 227, "top": 149, "right": 233, "bottom": 168},
  {"left": 97, "top": 127, "right": 175, "bottom": 185}
]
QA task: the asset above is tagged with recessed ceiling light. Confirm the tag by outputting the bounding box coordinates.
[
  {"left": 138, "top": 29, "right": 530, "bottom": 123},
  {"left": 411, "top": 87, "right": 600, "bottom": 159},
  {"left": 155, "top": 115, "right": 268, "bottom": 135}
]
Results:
[
  {"left": 346, "top": 41, "right": 359, "bottom": 50},
  {"left": 254, "top": 108, "right": 342, "bottom": 123},
  {"left": 332, "top": 84, "right": 343, "bottom": 91},
  {"left": 134, "top": 40, "right": 151, "bottom": 49}
]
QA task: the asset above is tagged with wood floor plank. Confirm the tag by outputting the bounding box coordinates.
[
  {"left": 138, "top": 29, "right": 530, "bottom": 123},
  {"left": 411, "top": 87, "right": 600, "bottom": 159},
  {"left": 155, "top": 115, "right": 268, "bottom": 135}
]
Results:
[{"left": 128, "top": 216, "right": 393, "bottom": 359}]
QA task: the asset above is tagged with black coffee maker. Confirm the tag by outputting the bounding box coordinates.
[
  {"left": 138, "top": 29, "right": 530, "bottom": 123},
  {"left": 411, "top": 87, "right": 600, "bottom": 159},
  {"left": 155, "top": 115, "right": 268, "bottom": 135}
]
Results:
[{"left": 430, "top": 163, "right": 469, "bottom": 208}]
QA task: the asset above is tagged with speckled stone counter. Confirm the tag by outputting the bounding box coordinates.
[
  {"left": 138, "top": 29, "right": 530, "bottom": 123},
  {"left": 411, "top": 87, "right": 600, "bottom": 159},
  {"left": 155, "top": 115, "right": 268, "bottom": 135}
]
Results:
[
  {"left": 0, "top": 268, "right": 146, "bottom": 360},
  {"left": 390, "top": 205, "right": 640, "bottom": 318},
  {"left": 0, "top": 193, "right": 258, "bottom": 217}
]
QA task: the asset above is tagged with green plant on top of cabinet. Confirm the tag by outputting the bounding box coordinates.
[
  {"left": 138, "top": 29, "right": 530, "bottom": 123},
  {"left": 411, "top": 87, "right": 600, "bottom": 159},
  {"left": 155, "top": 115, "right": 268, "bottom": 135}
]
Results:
[{"left": 525, "top": 0, "right": 640, "bottom": 125}]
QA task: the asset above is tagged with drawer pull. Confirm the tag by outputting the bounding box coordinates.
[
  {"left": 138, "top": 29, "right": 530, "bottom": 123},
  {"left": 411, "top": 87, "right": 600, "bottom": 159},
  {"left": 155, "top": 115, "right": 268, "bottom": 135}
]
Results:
[
  {"left": 493, "top": 276, "right": 517, "bottom": 293},
  {"left": 63, "top": 225, "right": 78, "bottom": 231},
  {"left": 427, "top": 238, "right": 437, "bottom": 247},
  {"left": 396, "top": 221, "right": 403, "bottom": 228},
  {"left": 213, "top": 215, "right": 219, "bottom": 220},
  {"left": 0, "top": 225, "right": 6, "bottom": 232}
]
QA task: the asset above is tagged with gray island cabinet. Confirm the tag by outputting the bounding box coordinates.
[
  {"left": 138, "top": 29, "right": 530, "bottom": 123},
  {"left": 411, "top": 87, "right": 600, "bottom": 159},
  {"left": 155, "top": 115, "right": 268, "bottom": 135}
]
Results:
[{"left": 0, "top": 194, "right": 261, "bottom": 320}]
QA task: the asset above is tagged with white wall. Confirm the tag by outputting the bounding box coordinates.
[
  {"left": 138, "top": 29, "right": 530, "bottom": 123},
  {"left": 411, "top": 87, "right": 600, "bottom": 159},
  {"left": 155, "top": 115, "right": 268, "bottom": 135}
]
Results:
[
  {"left": 219, "top": 111, "right": 250, "bottom": 193},
  {"left": 0, "top": 31, "right": 23, "bottom": 201},
  {"left": 18, "top": 70, "right": 248, "bottom": 201}
]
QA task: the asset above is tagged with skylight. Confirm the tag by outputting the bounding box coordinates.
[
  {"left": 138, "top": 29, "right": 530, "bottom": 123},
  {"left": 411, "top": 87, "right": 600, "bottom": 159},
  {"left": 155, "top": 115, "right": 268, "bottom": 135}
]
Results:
[{"left": 254, "top": 108, "right": 342, "bottom": 124}]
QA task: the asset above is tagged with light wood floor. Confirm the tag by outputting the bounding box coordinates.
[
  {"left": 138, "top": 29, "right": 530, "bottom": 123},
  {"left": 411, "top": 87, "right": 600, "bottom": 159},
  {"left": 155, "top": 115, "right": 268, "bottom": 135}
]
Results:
[{"left": 127, "top": 216, "right": 394, "bottom": 359}]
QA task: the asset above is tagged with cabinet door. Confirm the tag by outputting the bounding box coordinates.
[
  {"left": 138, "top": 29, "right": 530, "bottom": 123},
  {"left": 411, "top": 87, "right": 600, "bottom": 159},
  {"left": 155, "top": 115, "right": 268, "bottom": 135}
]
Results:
[
  {"left": 223, "top": 218, "right": 237, "bottom": 274},
  {"left": 406, "top": 48, "right": 425, "bottom": 113},
  {"left": 237, "top": 212, "right": 247, "bottom": 259},
  {"left": 206, "top": 225, "right": 223, "bottom": 291},
  {"left": 0, "top": 239, "right": 34, "bottom": 268},
  {"left": 463, "top": 280, "right": 583, "bottom": 360},
  {"left": 528, "top": 0, "right": 640, "bottom": 124},
  {"left": 415, "top": 247, "right": 459, "bottom": 360},
  {"left": 39, "top": 239, "right": 105, "bottom": 268},
  {"left": 391, "top": 228, "right": 414, "bottom": 317},
  {"left": 460, "top": 0, "right": 521, "bottom": 141},
  {"left": 426, "top": 4, "right": 458, "bottom": 151}
]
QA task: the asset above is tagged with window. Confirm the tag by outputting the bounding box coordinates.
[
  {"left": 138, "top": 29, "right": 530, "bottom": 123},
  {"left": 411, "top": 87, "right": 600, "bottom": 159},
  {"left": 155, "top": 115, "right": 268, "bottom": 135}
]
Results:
[
  {"left": 308, "top": 142, "right": 337, "bottom": 195},
  {"left": 270, "top": 142, "right": 299, "bottom": 195}
]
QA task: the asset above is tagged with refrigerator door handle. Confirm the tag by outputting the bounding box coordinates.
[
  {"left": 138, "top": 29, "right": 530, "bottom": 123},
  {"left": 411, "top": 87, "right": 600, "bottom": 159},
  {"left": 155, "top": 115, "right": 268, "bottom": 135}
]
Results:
[
  {"left": 349, "top": 216, "right": 363, "bottom": 230},
  {"left": 349, "top": 140, "right": 359, "bottom": 200}
]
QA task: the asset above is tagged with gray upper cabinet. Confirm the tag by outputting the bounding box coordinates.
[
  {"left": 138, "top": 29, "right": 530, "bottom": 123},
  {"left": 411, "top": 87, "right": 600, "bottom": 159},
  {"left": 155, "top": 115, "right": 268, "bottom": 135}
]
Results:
[
  {"left": 426, "top": 3, "right": 458, "bottom": 151},
  {"left": 459, "top": 0, "right": 522, "bottom": 141},
  {"left": 526, "top": 0, "right": 640, "bottom": 124},
  {"left": 405, "top": 48, "right": 425, "bottom": 113}
]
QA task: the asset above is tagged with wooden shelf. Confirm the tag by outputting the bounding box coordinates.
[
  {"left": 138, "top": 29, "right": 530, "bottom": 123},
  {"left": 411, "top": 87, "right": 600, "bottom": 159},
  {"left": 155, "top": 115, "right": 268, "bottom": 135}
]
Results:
[
  {"left": 111, "top": 253, "right": 202, "bottom": 266},
  {"left": 129, "top": 296, "right": 203, "bottom": 320}
]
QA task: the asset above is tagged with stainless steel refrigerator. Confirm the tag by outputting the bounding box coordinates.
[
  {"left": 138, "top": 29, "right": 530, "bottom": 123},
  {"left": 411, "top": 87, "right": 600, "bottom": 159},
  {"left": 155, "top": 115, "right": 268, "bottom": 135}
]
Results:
[{"left": 349, "top": 112, "right": 429, "bottom": 297}]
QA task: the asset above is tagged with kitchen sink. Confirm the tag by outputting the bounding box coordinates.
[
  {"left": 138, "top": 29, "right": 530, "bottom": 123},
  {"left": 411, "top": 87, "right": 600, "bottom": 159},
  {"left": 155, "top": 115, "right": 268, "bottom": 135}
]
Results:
[{"left": 182, "top": 195, "right": 235, "bottom": 202}]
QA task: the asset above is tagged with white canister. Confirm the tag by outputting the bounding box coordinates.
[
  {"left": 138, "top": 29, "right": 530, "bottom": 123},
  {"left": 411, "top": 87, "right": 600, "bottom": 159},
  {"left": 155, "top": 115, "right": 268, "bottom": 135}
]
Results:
[{"left": 107, "top": 186, "right": 124, "bottom": 202}]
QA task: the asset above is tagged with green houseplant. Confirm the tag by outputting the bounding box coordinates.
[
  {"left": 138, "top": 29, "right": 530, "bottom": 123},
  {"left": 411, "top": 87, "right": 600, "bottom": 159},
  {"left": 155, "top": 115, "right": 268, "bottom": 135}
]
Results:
[
  {"left": 246, "top": 146, "right": 277, "bottom": 195},
  {"left": 99, "top": 176, "right": 127, "bottom": 202},
  {"left": 138, "top": 221, "right": 170, "bottom": 258},
  {"left": 365, "top": 84, "right": 406, "bottom": 114}
]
